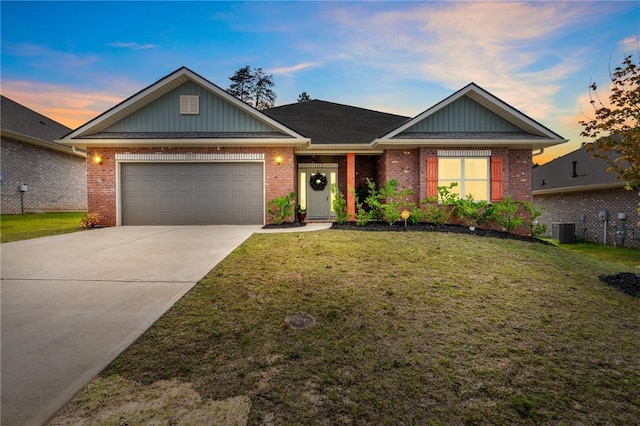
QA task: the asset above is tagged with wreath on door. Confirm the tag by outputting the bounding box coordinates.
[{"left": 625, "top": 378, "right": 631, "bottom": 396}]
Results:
[{"left": 310, "top": 172, "right": 328, "bottom": 191}]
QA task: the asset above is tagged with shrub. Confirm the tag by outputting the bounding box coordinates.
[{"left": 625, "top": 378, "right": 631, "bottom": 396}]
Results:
[
  {"left": 267, "top": 192, "right": 296, "bottom": 225},
  {"left": 454, "top": 195, "right": 491, "bottom": 228},
  {"left": 407, "top": 203, "right": 426, "bottom": 224},
  {"left": 331, "top": 184, "right": 349, "bottom": 224},
  {"left": 364, "top": 178, "right": 414, "bottom": 226},
  {"left": 80, "top": 213, "right": 102, "bottom": 229},
  {"left": 490, "top": 196, "right": 524, "bottom": 233},
  {"left": 520, "top": 201, "right": 547, "bottom": 237}
]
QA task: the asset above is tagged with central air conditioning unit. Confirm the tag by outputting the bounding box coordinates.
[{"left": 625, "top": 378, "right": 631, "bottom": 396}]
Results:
[{"left": 551, "top": 223, "right": 576, "bottom": 243}]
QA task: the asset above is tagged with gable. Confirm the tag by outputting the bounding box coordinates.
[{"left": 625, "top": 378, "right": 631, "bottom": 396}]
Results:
[
  {"left": 104, "top": 81, "right": 279, "bottom": 134},
  {"left": 375, "top": 83, "right": 567, "bottom": 150},
  {"left": 403, "top": 96, "right": 522, "bottom": 133},
  {"left": 59, "top": 67, "right": 308, "bottom": 147}
]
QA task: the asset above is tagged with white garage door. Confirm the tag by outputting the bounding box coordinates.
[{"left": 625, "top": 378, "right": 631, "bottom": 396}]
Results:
[{"left": 121, "top": 162, "right": 263, "bottom": 225}]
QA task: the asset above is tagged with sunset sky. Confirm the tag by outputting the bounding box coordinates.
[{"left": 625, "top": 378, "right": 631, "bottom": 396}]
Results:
[{"left": 2, "top": 1, "right": 638, "bottom": 163}]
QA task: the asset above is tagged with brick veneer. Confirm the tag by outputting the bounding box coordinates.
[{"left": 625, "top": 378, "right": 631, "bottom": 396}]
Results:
[
  {"left": 1, "top": 137, "right": 87, "bottom": 214},
  {"left": 378, "top": 147, "right": 533, "bottom": 203},
  {"left": 535, "top": 187, "right": 640, "bottom": 248},
  {"left": 86, "top": 146, "right": 295, "bottom": 226}
]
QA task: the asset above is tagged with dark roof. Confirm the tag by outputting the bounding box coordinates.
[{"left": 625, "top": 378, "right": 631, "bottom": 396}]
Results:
[
  {"left": 1, "top": 95, "right": 71, "bottom": 142},
  {"left": 533, "top": 146, "right": 625, "bottom": 192},
  {"left": 263, "top": 100, "right": 410, "bottom": 144}
]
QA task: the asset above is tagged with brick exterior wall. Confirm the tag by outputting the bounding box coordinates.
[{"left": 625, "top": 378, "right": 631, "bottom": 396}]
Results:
[
  {"left": 1, "top": 137, "right": 87, "bottom": 214},
  {"left": 377, "top": 147, "right": 533, "bottom": 203},
  {"left": 534, "top": 188, "right": 640, "bottom": 248},
  {"left": 86, "top": 146, "right": 295, "bottom": 226}
]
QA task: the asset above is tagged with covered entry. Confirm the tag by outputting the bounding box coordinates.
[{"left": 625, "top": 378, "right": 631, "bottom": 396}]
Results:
[{"left": 120, "top": 162, "right": 263, "bottom": 225}]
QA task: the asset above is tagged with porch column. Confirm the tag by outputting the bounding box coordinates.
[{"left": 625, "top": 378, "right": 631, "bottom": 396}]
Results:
[{"left": 347, "top": 153, "right": 356, "bottom": 219}]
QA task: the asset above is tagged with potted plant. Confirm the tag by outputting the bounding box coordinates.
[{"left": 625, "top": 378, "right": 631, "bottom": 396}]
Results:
[{"left": 297, "top": 206, "right": 307, "bottom": 222}]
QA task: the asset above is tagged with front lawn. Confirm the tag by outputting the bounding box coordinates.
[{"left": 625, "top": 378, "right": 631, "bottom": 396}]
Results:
[
  {"left": 51, "top": 230, "right": 640, "bottom": 425},
  {"left": 1, "top": 212, "right": 85, "bottom": 243},
  {"left": 557, "top": 240, "right": 640, "bottom": 269}
]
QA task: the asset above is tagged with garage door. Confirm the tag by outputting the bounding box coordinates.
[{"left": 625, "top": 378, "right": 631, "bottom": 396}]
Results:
[{"left": 121, "top": 162, "right": 263, "bottom": 225}]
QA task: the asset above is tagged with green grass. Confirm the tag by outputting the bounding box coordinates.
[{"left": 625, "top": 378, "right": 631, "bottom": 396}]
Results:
[
  {"left": 1, "top": 212, "right": 86, "bottom": 243},
  {"left": 557, "top": 240, "right": 639, "bottom": 270},
  {"left": 58, "top": 230, "right": 640, "bottom": 425}
]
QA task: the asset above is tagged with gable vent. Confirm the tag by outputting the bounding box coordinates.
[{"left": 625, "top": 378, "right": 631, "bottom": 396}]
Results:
[{"left": 180, "top": 95, "right": 199, "bottom": 115}]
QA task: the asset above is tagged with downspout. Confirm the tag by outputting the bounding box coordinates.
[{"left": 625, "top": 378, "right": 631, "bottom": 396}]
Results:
[{"left": 532, "top": 148, "right": 545, "bottom": 157}]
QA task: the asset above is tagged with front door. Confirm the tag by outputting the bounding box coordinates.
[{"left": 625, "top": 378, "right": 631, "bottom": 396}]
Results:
[{"left": 299, "top": 166, "right": 337, "bottom": 220}]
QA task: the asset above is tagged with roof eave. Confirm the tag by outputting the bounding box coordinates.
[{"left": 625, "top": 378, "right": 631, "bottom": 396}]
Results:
[
  {"left": 3, "top": 129, "right": 87, "bottom": 157},
  {"left": 57, "top": 138, "right": 311, "bottom": 148},
  {"left": 295, "top": 143, "right": 383, "bottom": 155},
  {"left": 373, "top": 138, "right": 568, "bottom": 150},
  {"left": 533, "top": 182, "right": 627, "bottom": 195}
]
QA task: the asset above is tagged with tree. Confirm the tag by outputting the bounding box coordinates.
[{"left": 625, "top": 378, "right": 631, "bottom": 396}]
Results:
[
  {"left": 226, "top": 66, "right": 276, "bottom": 110},
  {"left": 579, "top": 54, "right": 640, "bottom": 191},
  {"left": 252, "top": 67, "right": 276, "bottom": 110},
  {"left": 227, "top": 65, "right": 254, "bottom": 103},
  {"left": 580, "top": 54, "right": 640, "bottom": 225},
  {"left": 297, "top": 92, "right": 312, "bottom": 102}
]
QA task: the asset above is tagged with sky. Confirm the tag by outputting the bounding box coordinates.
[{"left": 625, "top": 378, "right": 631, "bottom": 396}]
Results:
[{"left": 1, "top": 1, "right": 639, "bottom": 164}]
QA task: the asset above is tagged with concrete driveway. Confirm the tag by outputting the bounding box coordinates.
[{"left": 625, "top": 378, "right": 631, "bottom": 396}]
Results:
[{"left": 1, "top": 225, "right": 260, "bottom": 426}]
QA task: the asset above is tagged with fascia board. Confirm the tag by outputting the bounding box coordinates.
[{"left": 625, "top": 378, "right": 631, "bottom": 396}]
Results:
[
  {"left": 533, "top": 182, "right": 626, "bottom": 196},
  {"left": 372, "top": 138, "right": 569, "bottom": 150},
  {"left": 62, "top": 67, "right": 307, "bottom": 141},
  {"left": 58, "top": 138, "right": 311, "bottom": 147},
  {"left": 295, "top": 144, "right": 384, "bottom": 155},
  {"left": 3, "top": 129, "right": 86, "bottom": 157}
]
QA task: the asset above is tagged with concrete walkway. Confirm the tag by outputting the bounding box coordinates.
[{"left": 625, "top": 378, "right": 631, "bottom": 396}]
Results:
[{"left": 1, "top": 225, "right": 260, "bottom": 426}]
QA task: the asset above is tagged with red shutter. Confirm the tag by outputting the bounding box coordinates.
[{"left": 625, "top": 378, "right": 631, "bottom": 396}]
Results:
[
  {"left": 426, "top": 156, "right": 438, "bottom": 199},
  {"left": 491, "top": 157, "right": 503, "bottom": 202}
]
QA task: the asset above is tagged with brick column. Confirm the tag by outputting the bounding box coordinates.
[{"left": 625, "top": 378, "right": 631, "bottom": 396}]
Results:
[{"left": 347, "top": 153, "right": 355, "bottom": 219}]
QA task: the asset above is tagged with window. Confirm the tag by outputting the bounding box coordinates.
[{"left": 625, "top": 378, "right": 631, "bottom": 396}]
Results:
[
  {"left": 179, "top": 95, "right": 199, "bottom": 115},
  {"left": 438, "top": 157, "right": 489, "bottom": 201}
]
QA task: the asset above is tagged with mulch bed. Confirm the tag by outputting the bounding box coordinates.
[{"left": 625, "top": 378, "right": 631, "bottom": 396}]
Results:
[
  {"left": 330, "top": 221, "right": 548, "bottom": 244},
  {"left": 261, "top": 222, "right": 307, "bottom": 229},
  {"left": 600, "top": 273, "right": 640, "bottom": 297}
]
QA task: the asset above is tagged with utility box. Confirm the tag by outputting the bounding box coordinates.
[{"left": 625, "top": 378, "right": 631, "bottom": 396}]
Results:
[
  {"left": 552, "top": 223, "right": 576, "bottom": 243},
  {"left": 598, "top": 210, "right": 609, "bottom": 221}
]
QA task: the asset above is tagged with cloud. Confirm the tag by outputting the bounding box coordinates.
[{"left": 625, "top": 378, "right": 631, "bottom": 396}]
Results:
[
  {"left": 322, "top": 2, "right": 595, "bottom": 119},
  {"left": 269, "top": 62, "right": 319, "bottom": 76},
  {"left": 619, "top": 36, "right": 639, "bottom": 53},
  {"left": 4, "top": 42, "right": 98, "bottom": 67},
  {"left": 108, "top": 41, "right": 157, "bottom": 50},
  {"left": 2, "top": 80, "right": 127, "bottom": 129}
]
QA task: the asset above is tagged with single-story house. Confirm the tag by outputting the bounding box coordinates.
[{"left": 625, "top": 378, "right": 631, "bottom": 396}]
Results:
[
  {"left": 59, "top": 66, "right": 567, "bottom": 227},
  {"left": 1, "top": 96, "right": 87, "bottom": 214},
  {"left": 533, "top": 146, "right": 639, "bottom": 248}
]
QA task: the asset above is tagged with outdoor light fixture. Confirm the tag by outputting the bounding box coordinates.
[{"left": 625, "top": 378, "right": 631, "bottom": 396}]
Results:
[
  {"left": 275, "top": 155, "right": 283, "bottom": 165},
  {"left": 93, "top": 154, "right": 103, "bottom": 165}
]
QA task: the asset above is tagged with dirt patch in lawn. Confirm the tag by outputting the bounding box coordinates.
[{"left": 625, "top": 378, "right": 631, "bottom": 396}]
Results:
[
  {"left": 50, "top": 376, "right": 249, "bottom": 426},
  {"left": 600, "top": 272, "right": 640, "bottom": 297}
]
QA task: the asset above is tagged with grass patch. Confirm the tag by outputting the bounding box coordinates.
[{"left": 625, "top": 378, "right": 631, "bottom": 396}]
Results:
[
  {"left": 1, "top": 212, "right": 85, "bottom": 243},
  {"left": 558, "top": 240, "right": 639, "bottom": 270},
  {"left": 58, "top": 231, "right": 640, "bottom": 425}
]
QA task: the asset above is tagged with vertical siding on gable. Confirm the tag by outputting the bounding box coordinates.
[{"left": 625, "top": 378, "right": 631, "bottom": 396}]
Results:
[
  {"left": 104, "top": 81, "right": 277, "bottom": 133},
  {"left": 406, "top": 96, "right": 523, "bottom": 133}
]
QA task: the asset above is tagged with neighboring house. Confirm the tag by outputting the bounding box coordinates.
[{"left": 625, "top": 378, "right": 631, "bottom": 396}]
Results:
[
  {"left": 59, "top": 66, "right": 566, "bottom": 228},
  {"left": 1, "top": 96, "right": 87, "bottom": 214},
  {"left": 533, "top": 146, "right": 639, "bottom": 248}
]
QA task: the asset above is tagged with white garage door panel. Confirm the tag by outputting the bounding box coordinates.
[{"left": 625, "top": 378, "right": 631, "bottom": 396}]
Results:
[{"left": 121, "top": 163, "right": 263, "bottom": 225}]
